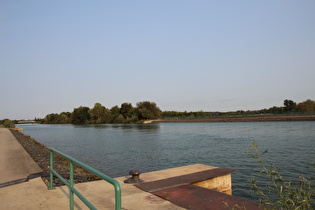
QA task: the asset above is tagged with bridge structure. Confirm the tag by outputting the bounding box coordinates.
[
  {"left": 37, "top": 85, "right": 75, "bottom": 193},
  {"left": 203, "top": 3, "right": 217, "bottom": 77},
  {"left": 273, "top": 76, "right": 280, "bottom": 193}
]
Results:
[{"left": 17, "top": 120, "right": 36, "bottom": 124}]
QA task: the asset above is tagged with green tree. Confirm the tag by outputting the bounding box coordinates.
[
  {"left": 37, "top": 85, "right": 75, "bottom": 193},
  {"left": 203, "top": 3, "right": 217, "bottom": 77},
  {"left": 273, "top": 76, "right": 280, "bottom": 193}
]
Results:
[
  {"left": 61, "top": 112, "right": 72, "bottom": 123},
  {"left": 110, "top": 105, "right": 122, "bottom": 123},
  {"left": 295, "top": 99, "right": 315, "bottom": 113},
  {"left": 196, "top": 110, "right": 206, "bottom": 117},
  {"left": 136, "top": 101, "right": 162, "bottom": 120},
  {"left": 120, "top": 103, "right": 134, "bottom": 118},
  {"left": 120, "top": 103, "right": 139, "bottom": 123},
  {"left": 71, "top": 106, "right": 90, "bottom": 124},
  {"left": 59, "top": 112, "right": 71, "bottom": 124},
  {"left": 43, "top": 112, "right": 71, "bottom": 124},
  {"left": 267, "top": 106, "right": 283, "bottom": 114},
  {"left": 44, "top": 113, "right": 60, "bottom": 124},
  {"left": 89, "top": 103, "right": 110, "bottom": 123},
  {"left": 284, "top": 99, "right": 296, "bottom": 112}
]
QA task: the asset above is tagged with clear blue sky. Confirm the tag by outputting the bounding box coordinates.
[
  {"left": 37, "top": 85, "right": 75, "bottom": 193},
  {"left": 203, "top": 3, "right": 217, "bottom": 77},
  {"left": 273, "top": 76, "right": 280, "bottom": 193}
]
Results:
[{"left": 1, "top": 1, "right": 315, "bottom": 120}]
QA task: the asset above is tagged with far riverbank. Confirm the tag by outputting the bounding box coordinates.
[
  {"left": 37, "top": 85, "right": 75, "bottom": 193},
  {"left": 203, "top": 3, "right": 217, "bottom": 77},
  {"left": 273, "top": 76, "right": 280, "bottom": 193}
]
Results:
[{"left": 149, "top": 114, "right": 315, "bottom": 123}]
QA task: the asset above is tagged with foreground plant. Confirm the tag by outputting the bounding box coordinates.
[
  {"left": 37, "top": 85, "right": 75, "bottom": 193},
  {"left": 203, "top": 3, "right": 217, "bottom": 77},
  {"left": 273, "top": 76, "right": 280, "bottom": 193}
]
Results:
[{"left": 246, "top": 141, "right": 315, "bottom": 209}]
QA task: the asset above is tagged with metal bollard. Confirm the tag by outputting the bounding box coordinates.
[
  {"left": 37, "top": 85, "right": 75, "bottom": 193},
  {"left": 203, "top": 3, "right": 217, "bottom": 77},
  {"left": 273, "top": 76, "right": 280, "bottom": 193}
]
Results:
[{"left": 124, "top": 169, "right": 144, "bottom": 183}]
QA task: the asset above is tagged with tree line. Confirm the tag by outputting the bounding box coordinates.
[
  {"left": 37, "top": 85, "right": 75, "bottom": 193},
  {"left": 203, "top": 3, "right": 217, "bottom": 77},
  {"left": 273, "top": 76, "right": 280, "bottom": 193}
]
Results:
[
  {"left": 162, "top": 99, "right": 315, "bottom": 119},
  {"left": 30, "top": 99, "right": 315, "bottom": 124},
  {"left": 41, "top": 101, "right": 162, "bottom": 124}
]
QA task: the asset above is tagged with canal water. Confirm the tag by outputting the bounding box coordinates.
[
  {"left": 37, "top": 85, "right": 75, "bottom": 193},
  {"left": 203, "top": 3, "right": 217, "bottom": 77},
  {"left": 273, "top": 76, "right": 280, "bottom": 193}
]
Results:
[{"left": 17, "top": 121, "right": 315, "bottom": 201}]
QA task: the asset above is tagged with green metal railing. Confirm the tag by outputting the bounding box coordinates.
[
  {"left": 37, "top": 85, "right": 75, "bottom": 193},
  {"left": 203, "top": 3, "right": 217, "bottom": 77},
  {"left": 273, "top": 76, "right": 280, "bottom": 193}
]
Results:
[{"left": 49, "top": 148, "right": 121, "bottom": 210}]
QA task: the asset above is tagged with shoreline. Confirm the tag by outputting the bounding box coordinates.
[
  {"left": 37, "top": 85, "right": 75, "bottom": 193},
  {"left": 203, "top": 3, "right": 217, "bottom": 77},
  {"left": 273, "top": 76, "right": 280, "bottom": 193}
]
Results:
[
  {"left": 9, "top": 130, "right": 101, "bottom": 187},
  {"left": 151, "top": 114, "right": 315, "bottom": 123}
]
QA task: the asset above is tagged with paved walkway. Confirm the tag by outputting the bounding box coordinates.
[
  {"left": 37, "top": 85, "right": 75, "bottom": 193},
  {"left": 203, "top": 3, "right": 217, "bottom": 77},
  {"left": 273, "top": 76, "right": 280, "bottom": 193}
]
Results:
[{"left": 0, "top": 128, "right": 43, "bottom": 186}]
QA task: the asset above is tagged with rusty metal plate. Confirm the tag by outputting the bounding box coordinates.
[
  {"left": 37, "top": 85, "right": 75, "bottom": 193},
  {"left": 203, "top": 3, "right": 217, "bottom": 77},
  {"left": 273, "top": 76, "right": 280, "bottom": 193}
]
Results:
[
  {"left": 136, "top": 167, "right": 236, "bottom": 192},
  {"left": 154, "top": 184, "right": 267, "bottom": 210}
]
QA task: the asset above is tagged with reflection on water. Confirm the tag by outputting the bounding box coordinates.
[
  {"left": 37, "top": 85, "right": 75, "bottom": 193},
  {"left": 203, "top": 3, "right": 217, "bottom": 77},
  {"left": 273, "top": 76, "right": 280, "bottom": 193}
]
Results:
[
  {"left": 17, "top": 122, "right": 315, "bottom": 201},
  {"left": 111, "top": 124, "right": 160, "bottom": 132},
  {"left": 76, "top": 124, "right": 160, "bottom": 132}
]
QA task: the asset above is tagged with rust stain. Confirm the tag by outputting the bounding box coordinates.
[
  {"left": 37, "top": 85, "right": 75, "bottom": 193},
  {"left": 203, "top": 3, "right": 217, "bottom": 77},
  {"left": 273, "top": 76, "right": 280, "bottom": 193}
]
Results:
[
  {"left": 154, "top": 184, "right": 269, "bottom": 210},
  {"left": 144, "top": 195, "right": 165, "bottom": 204}
]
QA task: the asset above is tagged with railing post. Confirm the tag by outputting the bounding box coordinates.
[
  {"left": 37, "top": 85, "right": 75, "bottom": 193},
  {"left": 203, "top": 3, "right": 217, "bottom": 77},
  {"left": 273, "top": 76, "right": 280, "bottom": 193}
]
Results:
[
  {"left": 49, "top": 150, "right": 54, "bottom": 190},
  {"left": 115, "top": 184, "right": 122, "bottom": 210},
  {"left": 70, "top": 160, "right": 74, "bottom": 210}
]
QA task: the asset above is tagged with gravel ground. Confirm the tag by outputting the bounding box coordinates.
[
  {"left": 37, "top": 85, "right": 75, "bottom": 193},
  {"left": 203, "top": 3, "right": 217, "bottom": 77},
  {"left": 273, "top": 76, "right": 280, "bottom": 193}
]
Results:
[{"left": 10, "top": 130, "right": 101, "bottom": 187}]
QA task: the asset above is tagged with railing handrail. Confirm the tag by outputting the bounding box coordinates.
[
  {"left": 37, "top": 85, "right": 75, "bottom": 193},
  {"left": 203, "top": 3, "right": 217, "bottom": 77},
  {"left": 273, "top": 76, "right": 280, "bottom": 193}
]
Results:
[{"left": 49, "top": 148, "right": 121, "bottom": 210}]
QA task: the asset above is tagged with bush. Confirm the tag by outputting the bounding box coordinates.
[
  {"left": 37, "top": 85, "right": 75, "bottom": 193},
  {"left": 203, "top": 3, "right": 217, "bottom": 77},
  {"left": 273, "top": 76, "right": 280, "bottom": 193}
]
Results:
[
  {"left": 3, "top": 119, "right": 15, "bottom": 128},
  {"left": 246, "top": 141, "right": 315, "bottom": 209}
]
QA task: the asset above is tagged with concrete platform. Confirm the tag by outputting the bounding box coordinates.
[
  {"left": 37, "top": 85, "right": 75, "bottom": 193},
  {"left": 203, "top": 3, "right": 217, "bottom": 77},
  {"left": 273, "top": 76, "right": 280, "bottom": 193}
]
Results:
[
  {"left": 1, "top": 165, "right": 218, "bottom": 209},
  {"left": 0, "top": 128, "right": 42, "bottom": 186},
  {"left": 1, "top": 163, "right": 252, "bottom": 209},
  {"left": 0, "top": 176, "right": 184, "bottom": 209}
]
